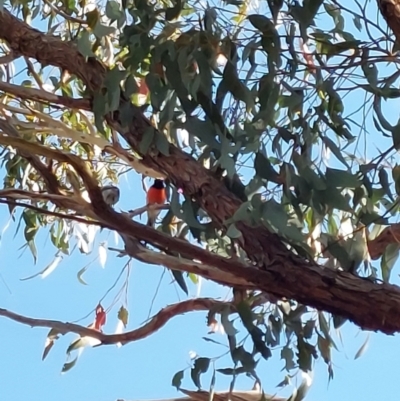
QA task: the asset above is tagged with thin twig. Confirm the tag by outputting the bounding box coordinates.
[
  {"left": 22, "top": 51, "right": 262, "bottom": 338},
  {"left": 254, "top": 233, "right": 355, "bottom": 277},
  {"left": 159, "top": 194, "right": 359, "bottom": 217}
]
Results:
[
  {"left": 42, "top": 0, "right": 86, "bottom": 25},
  {"left": 0, "top": 199, "right": 100, "bottom": 227},
  {"left": 127, "top": 203, "right": 170, "bottom": 218}
]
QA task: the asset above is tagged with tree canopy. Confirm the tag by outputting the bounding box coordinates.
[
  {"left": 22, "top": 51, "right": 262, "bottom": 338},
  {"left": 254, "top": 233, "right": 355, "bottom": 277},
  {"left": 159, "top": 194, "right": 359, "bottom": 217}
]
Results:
[{"left": 1, "top": 0, "right": 400, "bottom": 399}]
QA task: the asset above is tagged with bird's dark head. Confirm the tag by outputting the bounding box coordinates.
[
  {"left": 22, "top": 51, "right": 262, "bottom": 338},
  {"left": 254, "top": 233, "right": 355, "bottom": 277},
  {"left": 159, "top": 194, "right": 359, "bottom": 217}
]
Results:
[{"left": 153, "top": 179, "right": 165, "bottom": 189}]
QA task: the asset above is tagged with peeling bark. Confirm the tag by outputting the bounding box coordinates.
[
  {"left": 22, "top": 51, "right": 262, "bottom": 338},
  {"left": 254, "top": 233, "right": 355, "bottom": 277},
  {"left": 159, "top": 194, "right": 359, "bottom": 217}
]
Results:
[{"left": 0, "top": 8, "right": 400, "bottom": 334}]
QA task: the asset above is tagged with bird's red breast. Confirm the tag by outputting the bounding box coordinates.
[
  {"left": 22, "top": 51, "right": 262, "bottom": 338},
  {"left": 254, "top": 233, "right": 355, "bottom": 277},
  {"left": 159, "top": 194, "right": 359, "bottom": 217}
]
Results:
[
  {"left": 146, "top": 179, "right": 167, "bottom": 205},
  {"left": 146, "top": 179, "right": 167, "bottom": 227}
]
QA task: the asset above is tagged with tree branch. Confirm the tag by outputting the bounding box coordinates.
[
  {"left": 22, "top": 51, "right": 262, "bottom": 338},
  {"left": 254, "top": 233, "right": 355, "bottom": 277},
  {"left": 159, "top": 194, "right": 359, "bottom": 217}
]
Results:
[
  {"left": 0, "top": 118, "right": 64, "bottom": 195},
  {"left": 0, "top": 298, "right": 229, "bottom": 345},
  {"left": 0, "top": 80, "right": 91, "bottom": 109},
  {"left": 127, "top": 204, "right": 170, "bottom": 218},
  {"left": 177, "top": 389, "right": 284, "bottom": 401},
  {"left": 2, "top": 7, "right": 400, "bottom": 334},
  {"left": 0, "top": 199, "right": 100, "bottom": 226}
]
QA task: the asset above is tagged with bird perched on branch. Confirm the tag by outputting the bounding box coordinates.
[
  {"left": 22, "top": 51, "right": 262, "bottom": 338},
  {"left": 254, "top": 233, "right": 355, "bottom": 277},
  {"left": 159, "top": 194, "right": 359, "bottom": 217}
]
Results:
[
  {"left": 146, "top": 179, "right": 167, "bottom": 227},
  {"left": 101, "top": 185, "right": 120, "bottom": 206}
]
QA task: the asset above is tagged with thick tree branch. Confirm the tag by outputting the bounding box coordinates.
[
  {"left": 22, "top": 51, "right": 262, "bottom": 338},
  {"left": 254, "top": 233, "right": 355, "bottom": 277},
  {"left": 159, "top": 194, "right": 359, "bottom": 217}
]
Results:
[
  {"left": 0, "top": 10, "right": 105, "bottom": 90},
  {"left": 378, "top": 0, "right": 400, "bottom": 43},
  {"left": 114, "top": 237, "right": 251, "bottom": 288},
  {"left": 0, "top": 298, "right": 229, "bottom": 345},
  {"left": 2, "top": 7, "right": 400, "bottom": 334}
]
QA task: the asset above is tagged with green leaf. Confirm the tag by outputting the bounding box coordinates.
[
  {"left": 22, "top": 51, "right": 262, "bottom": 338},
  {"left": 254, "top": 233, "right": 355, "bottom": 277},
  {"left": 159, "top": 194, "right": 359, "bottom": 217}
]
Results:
[
  {"left": 236, "top": 301, "right": 254, "bottom": 330},
  {"left": 42, "top": 329, "right": 61, "bottom": 361},
  {"left": 226, "top": 223, "right": 242, "bottom": 239},
  {"left": 237, "top": 302, "right": 271, "bottom": 360},
  {"left": 184, "top": 117, "right": 219, "bottom": 149},
  {"left": 77, "top": 265, "right": 89, "bottom": 285},
  {"left": 220, "top": 307, "right": 237, "bottom": 336},
  {"left": 171, "top": 269, "right": 188, "bottom": 295},
  {"left": 172, "top": 370, "right": 184, "bottom": 389},
  {"left": 317, "top": 334, "right": 331, "bottom": 364},
  {"left": 353, "top": 16, "right": 362, "bottom": 31},
  {"left": 191, "top": 357, "right": 210, "bottom": 389},
  {"left": 222, "top": 61, "right": 254, "bottom": 110},
  {"left": 61, "top": 357, "right": 79, "bottom": 373},
  {"left": 392, "top": 121, "right": 400, "bottom": 149},
  {"left": 217, "top": 367, "right": 246, "bottom": 375},
  {"left": 296, "top": 336, "right": 316, "bottom": 372},
  {"left": 303, "top": 319, "right": 316, "bottom": 339},
  {"left": 104, "top": 68, "right": 124, "bottom": 112},
  {"left": 359, "top": 211, "right": 388, "bottom": 226},
  {"left": 354, "top": 335, "right": 370, "bottom": 360},
  {"left": 155, "top": 132, "right": 170, "bottom": 156},
  {"left": 77, "top": 30, "right": 95, "bottom": 58},
  {"left": 267, "top": 0, "right": 283, "bottom": 23},
  {"left": 281, "top": 345, "right": 296, "bottom": 371},
  {"left": 325, "top": 168, "right": 361, "bottom": 188},
  {"left": 139, "top": 127, "right": 155, "bottom": 154},
  {"left": 118, "top": 306, "right": 129, "bottom": 327},
  {"left": 361, "top": 49, "right": 378, "bottom": 87},
  {"left": 182, "top": 199, "right": 204, "bottom": 229},
  {"left": 333, "top": 315, "right": 347, "bottom": 329},
  {"left": 106, "top": 0, "right": 123, "bottom": 21},
  {"left": 379, "top": 168, "right": 394, "bottom": 201},
  {"left": 322, "top": 137, "right": 349, "bottom": 168},
  {"left": 232, "top": 345, "right": 258, "bottom": 371},
  {"left": 262, "top": 199, "right": 288, "bottom": 231},
  {"left": 254, "top": 152, "right": 280, "bottom": 182},
  {"left": 165, "top": 0, "right": 183, "bottom": 20},
  {"left": 248, "top": 14, "right": 275, "bottom": 33},
  {"left": 66, "top": 338, "right": 88, "bottom": 354},
  {"left": 93, "top": 22, "right": 115, "bottom": 39},
  {"left": 381, "top": 243, "right": 400, "bottom": 283},
  {"left": 28, "top": 239, "right": 38, "bottom": 264}
]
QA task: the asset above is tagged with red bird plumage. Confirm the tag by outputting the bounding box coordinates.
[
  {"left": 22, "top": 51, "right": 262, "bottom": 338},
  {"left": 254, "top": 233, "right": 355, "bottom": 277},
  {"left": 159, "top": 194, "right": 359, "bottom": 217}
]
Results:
[{"left": 146, "top": 179, "right": 167, "bottom": 227}]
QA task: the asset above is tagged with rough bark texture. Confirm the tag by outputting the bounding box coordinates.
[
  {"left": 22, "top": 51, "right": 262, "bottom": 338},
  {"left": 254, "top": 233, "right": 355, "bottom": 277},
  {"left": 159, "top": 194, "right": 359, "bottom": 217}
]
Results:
[
  {"left": 378, "top": 0, "right": 400, "bottom": 43},
  {"left": 0, "top": 7, "right": 400, "bottom": 334}
]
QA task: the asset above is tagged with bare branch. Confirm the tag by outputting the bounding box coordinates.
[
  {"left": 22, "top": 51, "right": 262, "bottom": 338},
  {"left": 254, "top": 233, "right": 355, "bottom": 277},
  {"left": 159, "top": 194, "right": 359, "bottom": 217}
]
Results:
[
  {"left": 112, "top": 238, "right": 250, "bottom": 288},
  {"left": 117, "top": 390, "right": 283, "bottom": 401},
  {"left": 0, "top": 80, "right": 91, "bottom": 109},
  {"left": 0, "top": 50, "right": 20, "bottom": 64},
  {"left": 123, "top": 390, "right": 284, "bottom": 401},
  {"left": 0, "top": 298, "right": 229, "bottom": 345},
  {"left": 0, "top": 188, "right": 77, "bottom": 203},
  {"left": 127, "top": 204, "right": 170, "bottom": 218},
  {"left": 0, "top": 199, "right": 100, "bottom": 226},
  {"left": 178, "top": 389, "right": 284, "bottom": 401}
]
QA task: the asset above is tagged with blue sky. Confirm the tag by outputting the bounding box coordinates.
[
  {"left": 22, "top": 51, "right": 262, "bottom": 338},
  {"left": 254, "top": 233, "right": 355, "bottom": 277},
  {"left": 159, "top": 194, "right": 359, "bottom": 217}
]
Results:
[{"left": 1, "top": 2, "right": 400, "bottom": 401}]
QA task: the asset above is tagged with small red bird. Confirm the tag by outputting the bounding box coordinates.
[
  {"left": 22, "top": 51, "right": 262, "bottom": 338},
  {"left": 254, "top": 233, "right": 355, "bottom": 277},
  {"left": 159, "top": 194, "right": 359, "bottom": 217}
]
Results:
[{"left": 146, "top": 179, "right": 167, "bottom": 227}]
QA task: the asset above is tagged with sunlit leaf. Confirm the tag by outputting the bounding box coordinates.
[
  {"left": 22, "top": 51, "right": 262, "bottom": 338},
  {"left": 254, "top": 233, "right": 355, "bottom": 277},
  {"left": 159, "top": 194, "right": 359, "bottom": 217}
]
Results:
[{"left": 354, "top": 335, "right": 370, "bottom": 360}]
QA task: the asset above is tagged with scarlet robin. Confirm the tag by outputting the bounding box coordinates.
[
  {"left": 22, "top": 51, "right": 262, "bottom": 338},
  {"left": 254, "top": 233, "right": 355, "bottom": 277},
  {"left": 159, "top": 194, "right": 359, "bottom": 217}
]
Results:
[{"left": 146, "top": 179, "right": 167, "bottom": 227}]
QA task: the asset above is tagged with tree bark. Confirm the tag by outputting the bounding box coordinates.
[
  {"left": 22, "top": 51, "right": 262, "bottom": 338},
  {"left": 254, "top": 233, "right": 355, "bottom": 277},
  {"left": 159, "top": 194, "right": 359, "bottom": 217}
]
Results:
[{"left": 0, "top": 8, "right": 400, "bottom": 334}]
